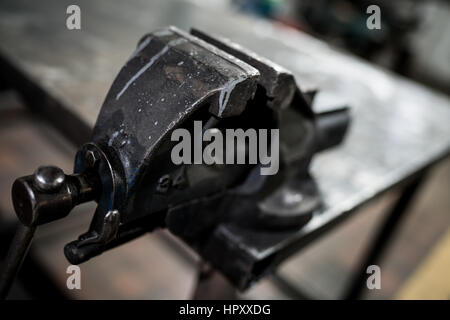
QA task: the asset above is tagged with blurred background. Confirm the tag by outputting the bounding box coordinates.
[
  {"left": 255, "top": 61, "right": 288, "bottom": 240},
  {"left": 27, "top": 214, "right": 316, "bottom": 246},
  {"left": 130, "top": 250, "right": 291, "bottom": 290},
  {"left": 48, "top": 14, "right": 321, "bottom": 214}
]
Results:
[
  {"left": 0, "top": 0, "right": 449, "bottom": 299},
  {"left": 232, "top": 0, "right": 450, "bottom": 94}
]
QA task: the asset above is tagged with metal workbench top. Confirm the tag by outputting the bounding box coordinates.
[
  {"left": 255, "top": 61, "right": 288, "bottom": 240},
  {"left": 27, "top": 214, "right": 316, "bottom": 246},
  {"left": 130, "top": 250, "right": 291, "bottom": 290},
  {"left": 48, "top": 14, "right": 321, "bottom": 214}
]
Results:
[{"left": 1, "top": 0, "right": 449, "bottom": 288}]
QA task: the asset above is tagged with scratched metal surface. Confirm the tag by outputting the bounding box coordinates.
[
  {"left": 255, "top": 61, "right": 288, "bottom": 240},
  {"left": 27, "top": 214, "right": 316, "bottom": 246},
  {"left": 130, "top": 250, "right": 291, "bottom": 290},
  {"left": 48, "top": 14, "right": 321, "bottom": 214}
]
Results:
[{"left": 1, "top": 0, "right": 449, "bottom": 263}]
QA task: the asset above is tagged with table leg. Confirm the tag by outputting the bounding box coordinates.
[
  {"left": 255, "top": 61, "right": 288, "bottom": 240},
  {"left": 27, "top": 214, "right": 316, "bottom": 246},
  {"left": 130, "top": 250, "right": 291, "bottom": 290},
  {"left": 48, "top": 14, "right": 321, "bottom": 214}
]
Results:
[
  {"left": 191, "top": 262, "right": 237, "bottom": 300},
  {"left": 0, "top": 224, "right": 36, "bottom": 299},
  {"left": 344, "top": 172, "right": 427, "bottom": 299}
]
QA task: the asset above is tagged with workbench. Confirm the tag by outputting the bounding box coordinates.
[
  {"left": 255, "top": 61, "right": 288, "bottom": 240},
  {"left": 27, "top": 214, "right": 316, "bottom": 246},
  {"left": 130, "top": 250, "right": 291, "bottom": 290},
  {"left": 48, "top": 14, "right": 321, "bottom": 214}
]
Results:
[{"left": 0, "top": 0, "right": 449, "bottom": 299}]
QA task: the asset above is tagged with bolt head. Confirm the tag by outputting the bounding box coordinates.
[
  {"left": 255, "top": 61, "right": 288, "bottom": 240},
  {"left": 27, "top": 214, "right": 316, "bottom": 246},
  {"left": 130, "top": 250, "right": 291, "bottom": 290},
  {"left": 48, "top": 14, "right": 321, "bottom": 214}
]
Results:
[
  {"left": 33, "top": 166, "right": 65, "bottom": 192},
  {"left": 156, "top": 175, "right": 171, "bottom": 194},
  {"left": 85, "top": 150, "right": 99, "bottom": 167}
]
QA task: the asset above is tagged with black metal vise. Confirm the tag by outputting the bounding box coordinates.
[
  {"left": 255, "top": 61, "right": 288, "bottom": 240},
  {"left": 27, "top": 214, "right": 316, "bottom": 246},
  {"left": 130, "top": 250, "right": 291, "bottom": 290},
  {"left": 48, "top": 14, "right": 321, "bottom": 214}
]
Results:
[{"left": 10, "top": 26, "right": 350, "bottom": 290}]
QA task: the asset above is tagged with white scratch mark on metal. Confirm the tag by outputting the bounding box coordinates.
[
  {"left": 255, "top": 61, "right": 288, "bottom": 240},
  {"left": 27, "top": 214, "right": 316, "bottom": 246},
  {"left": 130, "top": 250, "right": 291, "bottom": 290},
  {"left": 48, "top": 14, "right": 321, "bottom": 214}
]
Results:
[
  {"left": 116, "top": 38, "right": 187, "bottom": 100},
  {"left": 127, "top": 36, "right": 152, "bottom": 63},
  {"left": 153, "top": 29, "right": 174, "bottom": 37},
  {"left": 218, "top": 75, "right": 246, "bottom": 116},
  {"left": 108, "top": 131, "right": 119, "bottom": 147}
]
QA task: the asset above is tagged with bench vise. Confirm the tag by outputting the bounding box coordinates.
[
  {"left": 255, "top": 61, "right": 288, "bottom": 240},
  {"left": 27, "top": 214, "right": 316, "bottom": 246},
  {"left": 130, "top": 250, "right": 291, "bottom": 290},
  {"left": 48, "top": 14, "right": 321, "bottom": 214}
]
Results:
[{"left": 7, "top": 26, "right": 350, "bottom": 291}]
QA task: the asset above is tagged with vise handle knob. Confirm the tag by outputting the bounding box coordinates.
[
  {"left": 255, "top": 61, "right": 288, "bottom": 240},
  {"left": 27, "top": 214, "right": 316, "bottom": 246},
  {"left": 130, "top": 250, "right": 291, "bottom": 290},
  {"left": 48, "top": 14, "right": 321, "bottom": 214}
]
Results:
[{"left": 11, "top": 166, "right": 100, "bottom": 227}]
